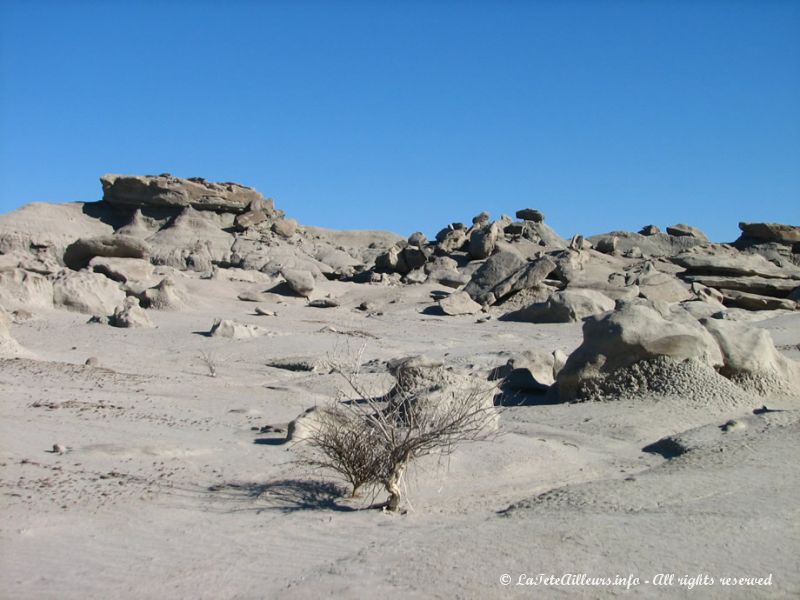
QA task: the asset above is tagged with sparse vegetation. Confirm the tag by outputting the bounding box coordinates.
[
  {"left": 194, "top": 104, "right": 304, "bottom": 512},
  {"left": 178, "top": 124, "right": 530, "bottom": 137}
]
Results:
[
  {"left": 297, "top": 349, "right": 499, "bottom": 512},
  {"left": 199, "top": 350, "right": 218, "bottom": 378}
]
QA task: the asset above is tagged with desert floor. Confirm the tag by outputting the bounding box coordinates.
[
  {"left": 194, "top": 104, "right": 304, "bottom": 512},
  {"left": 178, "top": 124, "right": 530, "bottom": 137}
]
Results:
[{"left": 2, "top": 274, "right": 798, "bottom": 599}]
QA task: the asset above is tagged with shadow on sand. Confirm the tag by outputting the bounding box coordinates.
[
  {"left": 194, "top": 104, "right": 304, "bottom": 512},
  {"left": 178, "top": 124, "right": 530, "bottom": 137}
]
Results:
[{"left": 207, "top": 478, "right": 358, "bottom": 512}]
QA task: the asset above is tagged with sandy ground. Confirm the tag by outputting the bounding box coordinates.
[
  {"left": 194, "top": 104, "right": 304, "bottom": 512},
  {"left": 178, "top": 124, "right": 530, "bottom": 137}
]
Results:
[{"left": 1, "top": 274, "right": 798, "bottom": 599}]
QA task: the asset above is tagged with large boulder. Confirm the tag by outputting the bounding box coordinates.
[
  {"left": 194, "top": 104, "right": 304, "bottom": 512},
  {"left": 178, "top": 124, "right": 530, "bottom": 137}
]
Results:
[
  {"left": 462, "top": 250, "right": 527, "bottom": 305},
  {"left": 489, "top": 255, "right": 558, "bottom": 301},
  {"left": 468, "top": 225, "right": 498, "bottom": 260},
  {"left": 630, "top": 262, "right": 692, "bottom": 303},
  {"left": 501, "top": 289, "right": 615, "bottom": 323},
  {"left": 737, "top": 222, "right": 800, "bottom": 245},
  {"left": 557, "top": 302, "right": 723, "bottom": 401},
  {"left": 63, "top": 235, "right": 150, "bottom": 270},
  {"left": 52, "top": 270, "right": 126, "bottom": 315},
  {"left": 281, "top": 269, "right": 315, "bottom": 298},
  {"left": 701, "top": 318, "right": 800, "bottom": 395},
  {"left": 101, "top": 174, "right": 264, "bottom": 213}
]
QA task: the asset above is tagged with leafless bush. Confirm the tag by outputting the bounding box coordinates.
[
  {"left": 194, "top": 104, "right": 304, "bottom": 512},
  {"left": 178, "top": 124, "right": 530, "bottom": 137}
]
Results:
[
  {"left": 297, "top": 347, "right": 499, "bottom": 512},
  {"left": 198, "top": 350, "right": 219, "bottom": 377}
]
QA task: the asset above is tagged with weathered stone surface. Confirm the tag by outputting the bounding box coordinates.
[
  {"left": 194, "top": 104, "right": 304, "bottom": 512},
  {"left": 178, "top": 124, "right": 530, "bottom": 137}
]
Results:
[
  {"left": 673, "top": 251, "right": 800, "bottom": 279},
  {"left": 436, "top": 227, "right": 468, "bottom": 253},
  {"left": 272, "top": 218, "right": 298, "bottom": 238},
  {"left": 737, "top": 222, "right": 800, "bottom": 245},
  {"left": 690, "top": 282, "right": 724, "bottom": 305},
  {"left": 682, "top": 274, "right": 800, "bottom": 297},
  {"left": 110, "top": 297, "right": 153, "bottom": 328},
  {"left": 639, "top": 224, "right": 660, "bottom": 236},
  {"left": 140, "top": 277, "right": 187, "bottom": 310},
  {"left": 281, "top": 269, "right": 315, "bottom": 297},
  {"left": 666, "top": 223, "right": 709, "bottom": 241},
  {"left": 209, "top": 318, "right": 269, "bottom": 338},
  {"left": 52, "top": 270, "right": 126, "bottom": 315},
  {"left": 490, "top": 256, "right": 557, "bottom": 301},
  {"left": 89, "top": 257, "right": 155, "bottom": 283},
  {"left": 463, "top": 250, "right": 527, "bottom": 304},
  {"left": 501, "top": 289, "right": 615, "bottom": 323},
  {"left": 64, "top": 235, "right": 150, "bottom": 270},
  {"left": 234, "top": 209, "right": 268, "bottom": 230},
  {"left": 439, "top": 291, "right": 482, "bottom": 316},
  {"left": 594, "top": 236, "right": 618, "bottom": 255},
  {"left": 0, "top": 269, "right": 54, "bottom": 309},
  {"left": 515, "top": 208, "right": 544, "bottom": 223},
  {"left": 468, "top": 226, "right": 498, "bottom": 260},
  {"left": 720, "top": 289, "right": 797, "bottom": 311},
  {"left": 557, "top": 302, "right": 723, "bottom": 401},
  {"left": 631, "top": 262, "right": 693, "bottom": 303},
  {"left": 407, "top": 232, "right": 428, "bottom": 247},
  {"left": 701, "top": 318, "right": 800, "bottom": 394},
  {"left": 101, "top": 174, "right": 263, "bottom": 212},
  {"left": 588, "top": 231, "right": 703, "bottom": 257}
]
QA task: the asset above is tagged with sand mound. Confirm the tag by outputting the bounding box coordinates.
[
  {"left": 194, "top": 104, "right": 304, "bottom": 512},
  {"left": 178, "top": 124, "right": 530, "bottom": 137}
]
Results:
[{"left": 575, "top": 356, "right": 751, "bottom": 407}]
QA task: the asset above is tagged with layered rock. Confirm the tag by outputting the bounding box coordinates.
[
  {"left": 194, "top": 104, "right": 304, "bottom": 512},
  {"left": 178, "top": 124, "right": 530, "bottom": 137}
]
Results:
[{"left": 101, "top": 174, "right": 264, "bottom": 212}]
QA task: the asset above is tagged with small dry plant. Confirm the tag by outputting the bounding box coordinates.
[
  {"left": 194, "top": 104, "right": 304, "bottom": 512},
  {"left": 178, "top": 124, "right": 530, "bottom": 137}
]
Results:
[
  {"left": 198, "top": 350, "right": 219, "bottom": 377},
  {"left": 297, "top": 345, "right": 499, "bottom": 511}
]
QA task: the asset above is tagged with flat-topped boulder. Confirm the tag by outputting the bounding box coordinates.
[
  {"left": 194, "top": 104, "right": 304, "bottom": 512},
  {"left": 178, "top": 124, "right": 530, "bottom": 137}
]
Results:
[
  {"left": 673, "top": 250, "right": 800, "bottom": 279},
  {"left": 100, "top": 174, "right": 264, "bottom": 213},
  {"left": 737, "top": 222, "right": 800, "bottom": 245}
]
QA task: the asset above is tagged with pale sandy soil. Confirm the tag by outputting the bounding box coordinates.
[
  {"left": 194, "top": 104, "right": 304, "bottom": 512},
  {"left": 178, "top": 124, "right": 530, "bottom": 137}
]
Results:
[{"left": 1, "top": 274, "right": 798, "bottom": 599}]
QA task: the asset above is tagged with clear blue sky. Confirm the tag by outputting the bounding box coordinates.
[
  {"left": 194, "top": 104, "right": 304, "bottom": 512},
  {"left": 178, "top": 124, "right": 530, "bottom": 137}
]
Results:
[{"left": 1, "top": 0, "right": 798, "bottom": 242}]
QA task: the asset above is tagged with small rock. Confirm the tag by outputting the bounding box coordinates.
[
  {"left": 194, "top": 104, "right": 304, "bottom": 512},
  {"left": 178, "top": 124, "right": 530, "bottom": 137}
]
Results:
[
  {"left": 52, "top": 444, "right": 67, "bottom": 455},
  {"left": 407, "top": 232, "right": 428, "bottom": 247},
  {"left": 439, "top": 291, "right": 482, "bottom": 316},
  {"left": 515, "top": 208, "right": 545, "bottom": 223},
  {"left": 308, "top": 298, "right": 340, "bottom": 308},
  {"left": 254, "top": 307, "right": 277, "bottom": 316},
  {"left": 85, "top": 357, "right": 99, "bottom": 366}
]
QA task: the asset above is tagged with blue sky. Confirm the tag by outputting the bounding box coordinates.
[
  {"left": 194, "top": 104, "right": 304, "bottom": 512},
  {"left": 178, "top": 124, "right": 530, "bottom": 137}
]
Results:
[{"left": 1, "top": 0, "right": 798, "bottom": 241}]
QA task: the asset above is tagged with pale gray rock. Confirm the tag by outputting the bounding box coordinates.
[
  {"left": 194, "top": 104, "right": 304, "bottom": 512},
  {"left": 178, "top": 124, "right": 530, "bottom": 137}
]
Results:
[
  {"left": 407, "top": 232, "right": 428, "bottom": 247},
  {"left": 737, "top": 222, "right": 800, "bottom": 245},
  {"left": 272, "top": 218, "right": 298, "bottom": 238},
  {"left": 64, "top": 235, "right": 150, "bottom": 270},
  {"left": 281, "top": 268, "right": 315, "bottom": 297},
  {"left": 463, "top": 250, "right": 526, "bottom": 304},
  {"left": 501, "top": 289, "right": 615, "bottom": 323},
  {"left": 110, "top": 297, "right": 153, "bottom": 328},
  {"left": 667, "top": 223, "right": 709, "bottom": 241},
  {"left": 89, "top": 257, "right": 155, "bottom": 283},
  {"left": 0, "top": 269, "right": 54, "bottom": 309},
  {"left": 101, "top": 173, "right": 264, "bottom": 212},
  {"left": 439, "top": 291, "right": 482, "bottom": 316},
  {"left": 701, "top": 318, "right": 800, "bottom": 394},
  {"left": 720, "top": 289, "right": 797, "bottom": 311},
  {"left": 209, "top": 318, "right": 270, "bottom": 338},
  {"left": 557, "top": 302, "right": 723, "bottom": 401},
  {"left": 140, "top": 277, "right": 186, "bottom": 310},
  {"left": 52, "top": 270, "right": 126, "bottom": 315}
]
